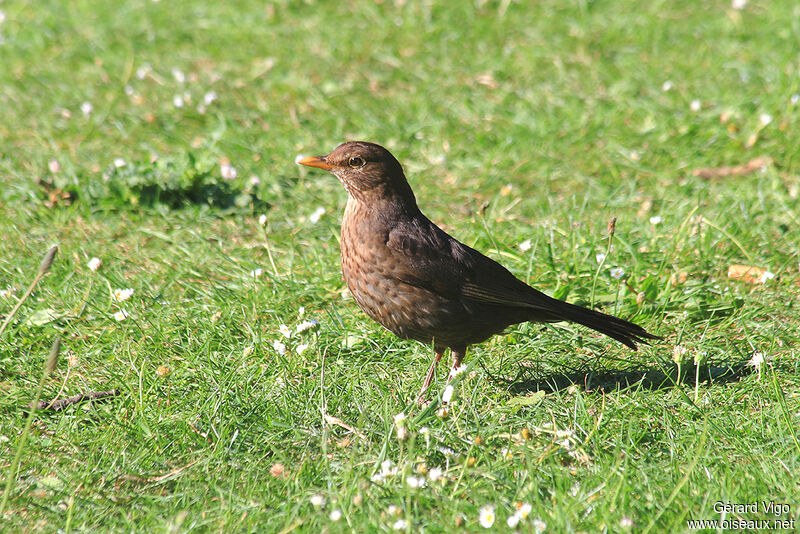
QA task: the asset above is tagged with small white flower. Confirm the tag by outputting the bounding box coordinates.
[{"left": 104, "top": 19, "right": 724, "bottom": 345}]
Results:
[
  {"left": 309, "top": 207, "right": 326, "bottom": 224},
  {"left": 295, "top": 320, "right": 320, "bottom": 334},
  {"left": 250, "top": 268, "right": 263, "bottom": 278},
  {"left": 67, "top": 353, "right": 78, "bottom": 367},
  {"left": 438, "top": 446, "right": 456, "bottom": 457},
  {"left": 519, "top": 239, "right": 532, "bottom": 251},
  {"left": 173, "top": 94, "right": 184, "bottom": 108},
  {"left": 272, "top": 340, "right": 287, "bottom": 356},
  {"left": 428, "top": 467, "right": 443, "bottom": 482},
  {"left": 113, "top": 288, "right": 134, "bottom": 302},
  {"left": 298, "top": 306, "right": 305, "bottom": 317},
  {"left": 620, "top": 516, "right": 634, "bottom": 527},
  {"left": 690, "top": 99, "right": 701, "bottom": 112},
  {"left": 595, "top": 253, "right": 606, "bottom": 264},
  {"left": 442, "top": 384, "right": 454, "bottom": 403},
  {"left": 507, "top": 514, "right": 521, "bottom": 528},
  {"left": 114, "top": 310, "right": 129, "bottom": 322},
  {"left": 309, "top": 494, "right": 325, "bottom": 508},
  {"left": 329, "top": 509, "right": 342, "bottom": 521},
  {"left": 114, "top": 158, "right": 126, "bottom": 168},
  {"left": 661, "top": 80, "right": 672, "bottom": 92},
  {"left": 80, "top": 101, "right": 93, "bottom": 115},
  {"left": 396, "top": 426, "right": 409, "bottom": 441},
  {"left": 124, "top": 85, "right": 135, "bottom": 96},
  {"left": 0, "top": 10, "right": 6, "bottom": 24},
  {"left": 748, "top": 352, "right": 765, "bottom": 368},
  {"left": 731, "top": 0, "right": 746, "bottom": 9},
  {"left": 760, "top": 271, "right": 775, "bottom": 283},
  {"left": 0, "top": 288, "right": 12, "bottom": 299},
  {"left": 370, "top": 473, "right": 386, "bottom": 484},
  {"left": 203, "top": 91, "right": 218, "bottom": 105},
  {"left": 759, "top": 113, "right": 772, "bottom": 126},
  {"left": 500, "top": 447, "right": 512, "bottom": 459},
  {"left": 387, "top": 505, "right": 401, "bottom": 516},
  {"left": 88, "top": 257, "right": 102, "bottom": 271},
  {"left": 250, "top": 175, "right": 261, "bottom": 186},
  {"left": 48, "top": 159, "right": 60, "bottom": 173},
  {"left": 380, "top": 459, "right": 398, "bottom": 477},
  {"left": 171, "top": 68, "right": 186, "bottom": 83},
  {"left": 479, "top": 505, "right": 495, "bottom": 528},
  {"left": 672, "top": 345, "right": 689, "bottom": 364},
  {"left": 792, "top": 94, "right": 800, "bottom": 106},
  {"left": 136, "top": 64, "right": 151, "bottom": 79},
  {"left": 258, "top": 214, "right": 268, "bottom": 227},
  {"left": 405, "top": 475, "right": 425, "bottom": 489},
  {"left": 649, "top": 215, "right": 663, "bottom": 225},
  {"left": 533, "top": 518, "right": 547, "bottom": 533},
  {"left": 610, "top": 267, "right": 625, "bottom": 280},
  {"left": 419, "top": 426, "right": 429, "bottom": 435},
  {"left": 220, "top": 163, "right": 237, "bottom": 179},
  {"left": 392, "top": 519, "right": 408, "bottom": 531},
  {"left": 393, "top": 412, "right": 407, "bottom": 425},
  {"left": 448, "top": 364, "right": 467, "bottom": 380},
  {"left": 295, "top": 343, "right": 309, "bottom": 355},
  {"left": 279, "top": 324, "right": 292, "bottom": 338},
  {"left": 517, "top": 502, "right": 532, "bottom": 518}
]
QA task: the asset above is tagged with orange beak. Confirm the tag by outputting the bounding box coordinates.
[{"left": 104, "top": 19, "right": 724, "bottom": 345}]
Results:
[{"left": 297, "top": 155, "right": 333, "bottom": 171}]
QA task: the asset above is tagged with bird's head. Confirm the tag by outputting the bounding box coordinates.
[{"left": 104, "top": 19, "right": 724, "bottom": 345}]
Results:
[{"left": 297, "top": 141, "right": 416, "bottom": 206}]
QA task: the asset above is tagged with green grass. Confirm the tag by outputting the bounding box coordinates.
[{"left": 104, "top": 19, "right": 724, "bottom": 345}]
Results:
[{"left": 1, "top": 0, "right": 799, "bottom": 531}]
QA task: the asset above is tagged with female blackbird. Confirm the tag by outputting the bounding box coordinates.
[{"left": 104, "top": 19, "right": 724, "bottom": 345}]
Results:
[{"left": 298, "top": 142, "right": 658, "bottom": 400}]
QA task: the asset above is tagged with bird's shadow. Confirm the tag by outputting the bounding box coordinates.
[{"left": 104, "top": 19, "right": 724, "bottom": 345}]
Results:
[{"left": 496, "top": 359, "right": 754, "bottom": 395}]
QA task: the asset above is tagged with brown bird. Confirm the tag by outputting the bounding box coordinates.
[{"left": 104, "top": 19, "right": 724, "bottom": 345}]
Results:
[{"left": 298, "top": 142, "right": 658, "bottom": 401}]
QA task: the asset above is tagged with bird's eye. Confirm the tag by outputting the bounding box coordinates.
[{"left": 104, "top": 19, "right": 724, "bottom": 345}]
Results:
[{"left": 348, "top": 157, "right": 365, "bottom": 168}]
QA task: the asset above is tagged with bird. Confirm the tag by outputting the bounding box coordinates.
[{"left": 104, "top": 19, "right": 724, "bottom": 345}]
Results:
[{"left": 298, "top": 141, "right": 659, "bottom": 401}]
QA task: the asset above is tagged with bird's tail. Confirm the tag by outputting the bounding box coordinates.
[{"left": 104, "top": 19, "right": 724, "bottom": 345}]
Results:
[{"left": 537, "top": 298, "right": 659, "bottom": 350}]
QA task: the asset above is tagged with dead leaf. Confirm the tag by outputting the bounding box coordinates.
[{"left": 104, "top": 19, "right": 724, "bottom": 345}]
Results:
[
  {"left": 693, "top": 157, "right": 772, "bottom": 179},
  {"left": 727, "top": 264, "right": 774, "bottom": 284},
  {"left": 323, "top": 414, "right": 365, "bottom": 439}
]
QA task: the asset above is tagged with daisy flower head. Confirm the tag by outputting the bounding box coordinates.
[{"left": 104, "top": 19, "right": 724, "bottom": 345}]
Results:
[
  {"left": 279, "top": 324, "right": 292, "bottom": 338},
  {"left": 478, "top": 505, "right": 495, "bottom": 528},
  {"left": 405, "top": 475, "right": 425, "bottom": 489},
  {"left": 220, "top": 162, "right": 237, "bottom": 179},
  {"left": 295, "top": 320, "right": 320, "bottom": 334},
  {"left": 309, "top": 206, "right": 326, "bottom": 224},
  {"left": 610, "top": 267, "right": 625, "bottom": 280},
  {"left": 113, "top": 288, "right": 134, "bottom": 302},
  {"left": 428, "top": 467, "right": 443, "bottom": 482},
  {"left": 442, "top": 384, "right": 455, "bottom": 404}
]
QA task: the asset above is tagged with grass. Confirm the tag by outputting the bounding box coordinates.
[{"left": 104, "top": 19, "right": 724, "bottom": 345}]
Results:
[{"left": 1, "top": 0, "right": 799, "bottom": 531}]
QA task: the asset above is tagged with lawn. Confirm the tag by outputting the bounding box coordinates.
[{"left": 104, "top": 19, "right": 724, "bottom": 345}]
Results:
[{"left": 1, "top": 0, "right": 799, "bottom": 532}]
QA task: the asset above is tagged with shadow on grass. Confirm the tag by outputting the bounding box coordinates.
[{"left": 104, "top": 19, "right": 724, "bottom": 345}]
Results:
[{"left": 500, "top": 360, "right": 754, "bottom": 395}]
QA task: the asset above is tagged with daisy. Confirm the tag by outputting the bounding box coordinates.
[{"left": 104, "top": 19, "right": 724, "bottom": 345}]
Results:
[
  {"left": 478, "top": 505, "right": 495, "bottom": 528},
  {"left": 113, "top": 288, "right": 134, "bottom": 301}
]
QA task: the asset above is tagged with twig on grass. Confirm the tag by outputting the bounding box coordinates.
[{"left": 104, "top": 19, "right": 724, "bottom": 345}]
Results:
[{"left": 33, "top": 388, "right": 121, "bottom": 412}]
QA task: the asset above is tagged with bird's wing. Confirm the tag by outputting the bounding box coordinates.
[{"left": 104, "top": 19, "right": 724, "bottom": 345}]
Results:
[{"left": 385, "top": 216, "right": 555, "bottom": 311}]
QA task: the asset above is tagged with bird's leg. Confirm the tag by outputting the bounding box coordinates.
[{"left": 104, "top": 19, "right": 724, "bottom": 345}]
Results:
[
  {"left": 447, "top": 347, "right": 466, "bottom": 382},
  {"left": 417, "top": 348, "right": 444, "bottom": 404}
]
